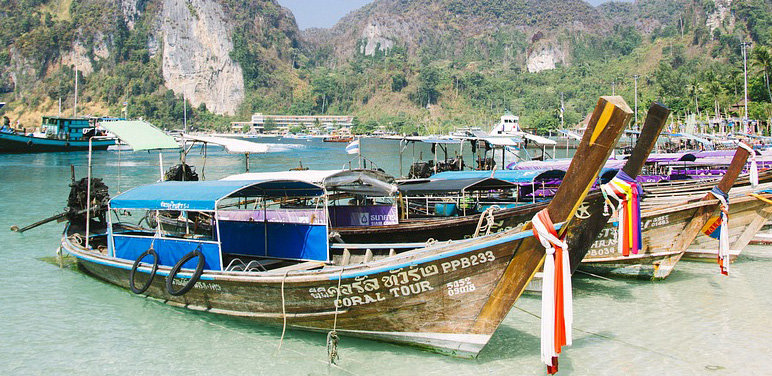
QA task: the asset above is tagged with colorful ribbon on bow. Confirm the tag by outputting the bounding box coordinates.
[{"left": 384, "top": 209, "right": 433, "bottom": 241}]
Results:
[
  {"left": 738, "top": 142, "right": 758, "bottom": 187},
  {"left": 601, "top": 170, "right": 643, "bottom": 257},
  {"left": 532, "top": 209, "right": 572, "bottom": 375},
  {"left": 707, "top": 186, "right": 730, "bottom": 275}
]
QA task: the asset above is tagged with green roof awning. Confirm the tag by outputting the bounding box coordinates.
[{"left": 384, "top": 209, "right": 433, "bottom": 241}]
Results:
[{"left": 100, "top": 120, "right": 180, "bottom": 151}]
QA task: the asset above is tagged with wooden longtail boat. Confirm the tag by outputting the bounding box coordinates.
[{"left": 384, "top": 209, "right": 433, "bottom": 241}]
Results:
[
  {"left": 60, "top": 96, "right": 630, "bottom": 357},
  {"left": 614, "top": 171, "right": 772, "bottom": 263},
  {"left": 577, "top": 144, "right": 751, "bottom": 279}
]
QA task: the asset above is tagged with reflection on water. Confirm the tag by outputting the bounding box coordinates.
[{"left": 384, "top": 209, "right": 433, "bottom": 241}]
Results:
[{"left": 1, "top": 138, "right": 770, "bottom": 374}]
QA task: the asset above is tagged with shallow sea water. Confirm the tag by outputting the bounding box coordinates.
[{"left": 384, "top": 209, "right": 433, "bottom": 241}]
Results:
[{"left": 2, "top": 138, "right": 771, "bottom": 375}]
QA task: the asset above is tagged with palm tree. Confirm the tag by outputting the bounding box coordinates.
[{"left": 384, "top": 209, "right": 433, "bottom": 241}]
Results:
[
  {"left": 688, "top": 78, "right": 701, "bottom": 118},
  {"left": 752, "top": 46, "right": 772, "bottom": 103},
  {"left": 707, "top": 81, "right": 724, "bottom": 121}
]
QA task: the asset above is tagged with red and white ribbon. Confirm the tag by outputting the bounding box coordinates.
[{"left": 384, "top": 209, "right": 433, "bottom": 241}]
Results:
[
  {"left": 709, "top": 188, "right": 730, "bottom": 275},
  {"left": 532, "top": 209, "right": 572, "bottom": 374},
  {"left": 739, "top": 142, "right": 758, "bottom": 187}
]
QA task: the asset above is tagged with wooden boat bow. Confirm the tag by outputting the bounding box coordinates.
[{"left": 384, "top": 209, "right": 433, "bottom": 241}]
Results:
[{"left": 472, "top": 96, "right": 632, "bottom": 334}]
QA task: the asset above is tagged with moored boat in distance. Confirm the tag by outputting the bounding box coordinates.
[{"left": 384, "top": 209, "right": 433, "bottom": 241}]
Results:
[
  {"left": 323, "top": 134, "right": 354, "bottom": 142},
  {"left": 0, "top": 116, "right": 116, "bottom": 153},
  {"left": 58, "top": 96, "right": 631, "bottom": 359}
]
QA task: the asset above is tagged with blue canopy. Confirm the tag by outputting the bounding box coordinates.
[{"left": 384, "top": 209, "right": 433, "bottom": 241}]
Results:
[
  {"left": 431, "top": 169, "right": 566, "bottom": 184},
  {"left": 111, "top": 180, "right": 324, "bottom": 211}
]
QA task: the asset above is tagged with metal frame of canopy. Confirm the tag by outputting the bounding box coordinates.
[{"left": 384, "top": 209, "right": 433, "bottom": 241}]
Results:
[
  {"left": 398, "top": 135, "right": 527, "bottom": 177},
  {"left": 181, "top": 134, "right": 272, "bottom": 173},
  {"left": 431, "top": 169, "right": 567, "bottom": 204},
  {"left": 84, "top": 120, "right": 181, "bottom": 249},
  {"left": 107, "top": 179, "right": 330, "bottom": 271},
  {"left": 223, "top": 169, "right": 401, "bottom": 229},
  {"left": 397, "top": 177, "right": 521, "bottom": 217}
]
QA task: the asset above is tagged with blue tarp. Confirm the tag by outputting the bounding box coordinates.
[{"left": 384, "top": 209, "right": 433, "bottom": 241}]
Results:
[
  {"left": 431, "top": 169, "right": 566, "bottom": 184},
  {"left": 110, "top": 180, "right": 324, "bottom": 210},
  {"left": 218, "top": 221, "right": 328, "bottom": 261},
  {"left": 113, "top": 236, "right": 222, "bottom": 270}
]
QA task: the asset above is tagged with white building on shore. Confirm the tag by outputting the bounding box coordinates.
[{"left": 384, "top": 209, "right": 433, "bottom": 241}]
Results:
[{"left": 231, "top": 113, "right": 354, "bottom": 134}]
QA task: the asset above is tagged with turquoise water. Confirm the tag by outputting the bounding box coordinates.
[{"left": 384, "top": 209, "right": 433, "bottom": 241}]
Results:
[{"left": 2, "top": 138, "right": 771, "bottom": 375}]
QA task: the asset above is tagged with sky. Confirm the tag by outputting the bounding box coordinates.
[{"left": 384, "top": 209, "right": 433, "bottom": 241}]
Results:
[{"left": 276, "top": 0, "right": 634, "bottom": 30}]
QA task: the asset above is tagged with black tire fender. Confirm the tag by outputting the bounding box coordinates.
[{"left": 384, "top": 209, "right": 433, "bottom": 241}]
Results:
[
  {"left": 166, "top": 249, "right": 205, "bottom": 296},
  {"left": 129, "top": 248, "right": 159, "bottom": 294}
]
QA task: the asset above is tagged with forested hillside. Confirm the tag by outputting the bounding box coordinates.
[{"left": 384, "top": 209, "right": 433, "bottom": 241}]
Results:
[{"left": 1, "top": 0, "right": 771, "bottom": 134}]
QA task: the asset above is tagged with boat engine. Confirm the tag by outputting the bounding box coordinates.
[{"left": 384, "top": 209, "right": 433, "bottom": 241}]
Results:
[
  {"left": 409, "top": 161, "right": 434, "bottom": 178},
  {"left": 164, "top": 163, "right": 199, "bottom": 181},
  {"left": 67, "top": 177, "right": 110, "bottom": 227}
]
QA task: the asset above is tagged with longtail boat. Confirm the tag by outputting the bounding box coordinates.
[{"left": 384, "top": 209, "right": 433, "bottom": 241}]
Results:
[
  {"left": 612, "top": 169, "right": 772, "bottom": 264},
  {"left": 59, "top": 97, "right": 630, "bottom": 359},
  {"left": 578, "top": 144, "right": 751, "bottom": 279}
]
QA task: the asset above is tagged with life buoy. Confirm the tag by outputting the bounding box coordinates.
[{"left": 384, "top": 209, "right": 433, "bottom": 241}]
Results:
[
  {"left": 166, "top": 248, "right": 205, "bottom": 296},
  {"left": 26, "top": 140, "right": 32, "bottom": 146},
  {"left": 129, "top": 248, "right": 159, "bottom": 294}
]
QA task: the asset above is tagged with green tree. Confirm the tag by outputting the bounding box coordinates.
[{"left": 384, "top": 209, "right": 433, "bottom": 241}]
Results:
[
  {"left": 264, "top": 118, "right": 277, "bottom": 131},
  {"left": 412, "top": 65, "right": 441, "bottom": 107},
  {"left": 752, "top": 46, "right": 772, "bottom": 103},
  {"left": 391, "top": 73, "right": 408, "bottom": 92}
]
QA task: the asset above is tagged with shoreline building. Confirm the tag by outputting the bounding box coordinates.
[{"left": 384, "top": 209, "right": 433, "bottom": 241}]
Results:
[{"left": 231, "top": 113, "right": 354, "bottom": 134}]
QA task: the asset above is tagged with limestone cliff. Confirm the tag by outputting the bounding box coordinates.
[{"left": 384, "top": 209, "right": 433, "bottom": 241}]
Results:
[
  {"left": 157, "top": 0, "right": 244, "bottom": 115},
  {"left": 706, "top": 0, "right": 733, "bottom": 34},
  {"left": 526, "top": 43, "right": 567, "bottom": 73},
  {"left": 304, "top": 0, "right": 607, "bottom": 71}
]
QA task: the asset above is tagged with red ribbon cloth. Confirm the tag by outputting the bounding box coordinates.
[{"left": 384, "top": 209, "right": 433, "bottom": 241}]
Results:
[
  {"left": 532, "top": 209, "right": 572, "bottom": 374},
  {"left": 601, "top": 171, "right": 643, "bottom": 257}
]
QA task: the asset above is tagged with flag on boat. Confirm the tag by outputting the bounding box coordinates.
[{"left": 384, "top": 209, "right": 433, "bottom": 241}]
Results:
[{"left": 346, "top": 138, "right": 360, "bottom": 154}]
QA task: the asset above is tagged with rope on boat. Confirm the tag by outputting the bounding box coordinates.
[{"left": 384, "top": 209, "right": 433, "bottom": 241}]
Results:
[
  {"left": 69, "top": 233, "right": 83, "bottom": 246},
  {"left": 278, "top": 270, "right": 291, "bottom": 350},
  {"left": 327, "top": 267, "right": 345, "bottom": 365},
  {"left": 425, "top": 238, "right": 437, "bottom": 247},
  {"left": 473, "top": 205, "right": 500, "bottom": 237}
]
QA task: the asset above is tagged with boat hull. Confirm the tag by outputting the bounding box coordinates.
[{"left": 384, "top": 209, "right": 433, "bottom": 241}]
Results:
[
  {"left": 578, "top": 199, "right": 718, "bottom": 280},
  {"left": 0, "top": 133, "right": 115, "bottom": 153},
  {"left": 63, "top": 227, "right": 543, "bottom": 357}
]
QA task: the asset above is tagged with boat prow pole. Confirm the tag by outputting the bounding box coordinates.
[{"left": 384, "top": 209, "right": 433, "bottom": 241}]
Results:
[
  {"left": 471, "top": 96, "right": 633, "bottom": 334},
  {"left": 620, "top": 103, "right": 672, "bottom": 178},
  {"left": 564, "top": 102, "right": 671, "bottom": 273},
  {"left": 711, "top": 144, "right": 751, "bottom": 195},
  {"left": 667, "top": 143, "right": 752, "bottom": 257}
]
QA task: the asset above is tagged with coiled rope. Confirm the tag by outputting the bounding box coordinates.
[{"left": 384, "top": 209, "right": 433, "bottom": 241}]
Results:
[
  {"left": 278, "top": 270, "right": 291, "bottom": 350},
  {"left": 474, "top": 205, "right": 500, "bottom": 237}
]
